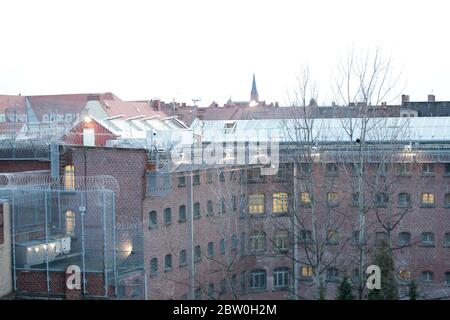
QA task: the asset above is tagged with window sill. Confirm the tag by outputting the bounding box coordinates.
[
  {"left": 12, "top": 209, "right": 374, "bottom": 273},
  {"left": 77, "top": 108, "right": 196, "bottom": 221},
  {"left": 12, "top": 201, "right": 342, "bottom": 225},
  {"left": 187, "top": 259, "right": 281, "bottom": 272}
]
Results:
[
  {"left": 420, "top": 205, "right": 436, "bottom": 208},
  {"left": 178, "top": 185, "right": 186, "bottom": 188},
  {"left": 178, "top": 219, "right": 187, "bottom": 224},
  {"left": 249, "top": 214, "right": 266, "bottom": 218},
  {"left": 300, "top": 204, "right": 312, "bottom": 208},
  {"left": 299, "top": 277, "right": 313, "bottom": 282},
  {"left": 148, "top": 226, "right": 158, "bottom": 230},
  {"left": 164, "top": 223, "right": 172, "bottom": 227},
  {"left": 374, "top": 203, "right": 389, "bottom": 208},
  {"left": 247, "top": 288, "right": 267, "bottom": 293},
  {"left": 179, "top": 263, "right": 187, "bottom": 268},
  {"left": 396, "top": 174, "right": 412, "bottom": 177},
  {"left": 420, "top": 243, "right": 435, "bottom": 247},
  {"left": 397, "top": 204, "right": 412, "bottom": 208},
  {"left": 250, "top": 251, "right": 267, "bottom": 256},
  {"left": 273, "top": 212, "right": 289, "bottom": 217},
  {"left": 272, "top": 286, "right": 289, "bottom": 292},
  {"left": 164, "top": 268, "right": 172, "bottom": 273},
  {"left": 421, "top": 173, "right": 435, "bottom": 177}
]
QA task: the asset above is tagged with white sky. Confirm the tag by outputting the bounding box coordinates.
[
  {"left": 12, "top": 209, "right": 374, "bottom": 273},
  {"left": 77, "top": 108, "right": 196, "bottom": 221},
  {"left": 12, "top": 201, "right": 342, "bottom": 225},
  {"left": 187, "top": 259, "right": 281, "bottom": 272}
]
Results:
[{"left": 0, "top": 0, "right": 449, "bottom": 107}]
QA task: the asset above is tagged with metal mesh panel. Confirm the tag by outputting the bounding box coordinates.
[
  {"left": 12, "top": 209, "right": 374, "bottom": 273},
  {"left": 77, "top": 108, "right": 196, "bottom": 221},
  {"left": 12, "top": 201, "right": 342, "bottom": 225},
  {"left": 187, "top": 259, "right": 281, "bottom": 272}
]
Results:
[{"left": 0, "top": 173, "right": 144, "bottom": 299}]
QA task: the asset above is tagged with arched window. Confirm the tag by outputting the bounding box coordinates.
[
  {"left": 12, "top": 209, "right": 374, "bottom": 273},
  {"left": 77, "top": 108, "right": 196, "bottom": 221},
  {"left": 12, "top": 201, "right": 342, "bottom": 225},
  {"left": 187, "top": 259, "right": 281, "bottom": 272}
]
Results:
[
  {"left": 272, "top": 192, "right": 288, "bottom": 213},
  {"left": 164, "top": 208, "right": 172, "bottom": 225},
  {"left": 273, "top": 267, "right": 290, "bottom": 288},
  {"left": 179, "top": 250, "right": 187, "bottom": 267},
  {"left": 250, "top": 231, "right": 266, "bottom": 253},
  {"left": 149, "top": 210, "right": 157, "bottom": 229},
  {"left": 65, "top": 210, "right": 75, "bottom": 236},
  {"left": 326, "top": 192, "right": 339, "bottom": 207},
  {"left": 248, "top": 193, "right": 265, "bottom": 214},
  {"left": 421, "top": 271, "right": 434, "bottom": 283},
  {"left": 398, "top": 193, "right": 411, "bottom": 206},
  {"left": 220, "top": 239, "right": 226, "bottom": 255},
  {"left": 179, "top": 205, "right": 186, "bottom": 222},
  {"left": 421, "top": 193, "right": 435, "bottom": 206},
  {"left": 444, "top": 232, "right": 450, "bottom": 246},
  {"left": 445, "top": 193, "right": 450, "bottom": 207},
  {"left": 398, "top": 232, "right": 411, "bottom": 246},
  {"left": 231, "top": 235, "right": 238, "bottom": 251},
  {"left": 326, "top": 267, "right": 339, "bottom": 281},
  {"left": 274, "top": 230, "right": 289, "bottom": 253},
  {"left": 164, "top": 254, "right": 172, "bottom": 271},
  {"left": 300, "top": 192, "right": 311, "bottom": 207},
  {"left": 421, "top": 232, "right": 435, "bottom": 246},
  {"left": 150, "top": 258, "right": 158, "bottom": 276},
  {"left": 249, "top": 269, "right": 266, "bottom": 289},
  {"left": 194, "top": 202, "right": 201, "bottom": 219},
  {"left": 399, "top": 269, "right": 411, "bottom": 281},
  {"left": 194, "top": 245, "right": 201, "bottom": 262}
]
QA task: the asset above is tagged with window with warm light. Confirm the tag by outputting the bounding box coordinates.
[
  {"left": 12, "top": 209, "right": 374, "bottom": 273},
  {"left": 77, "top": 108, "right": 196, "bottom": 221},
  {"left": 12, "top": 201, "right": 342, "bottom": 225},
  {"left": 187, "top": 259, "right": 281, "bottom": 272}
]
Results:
[
  {"left": 399, "top": 269, "right": 411, "bottom": 281},
  {"left": 327, "top": 192, "right": 339, "bottom": 206},
  {"left": 421, "top": 193, "right": 435, "bottom": 206},
  {"left": 65, "top": 210, "right": 75, "bottom": 236},
  {"left": 64, "top": 165, "right": 75, "bottom": 190},
  {"left": 248, "top": 193, "right": 265, "bottom": 215},
  {"left": 301, "top": 266, "right": 313, "bottom": 278},
  {"left": 273, "top": 192, "right": 288, "bottom": 213},
  {"left": 300, "top": 192, "right": 311, "bottom": 206}
]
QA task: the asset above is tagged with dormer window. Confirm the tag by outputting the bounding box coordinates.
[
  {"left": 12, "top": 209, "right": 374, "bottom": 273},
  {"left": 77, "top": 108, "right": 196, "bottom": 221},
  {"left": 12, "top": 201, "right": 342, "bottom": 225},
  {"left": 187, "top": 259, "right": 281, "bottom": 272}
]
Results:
[{"left": 224, "top": 122, "right": 236, "bottom": 134}]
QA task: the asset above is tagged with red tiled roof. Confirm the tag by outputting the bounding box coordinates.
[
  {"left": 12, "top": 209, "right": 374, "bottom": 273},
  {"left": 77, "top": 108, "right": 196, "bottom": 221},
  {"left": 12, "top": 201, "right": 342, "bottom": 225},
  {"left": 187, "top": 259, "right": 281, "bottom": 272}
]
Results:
[
  {"left": 100, "top": 100, "right": 168, "bottom": 119},
  {"left": 0, "top": 95, "right": 26, "bottom": 113},
  {"left": 0, "top": 122, "right": 25, "bottom": 134},
  {"left": 28, "top": 93, "right": 120, "bottom": 120}
]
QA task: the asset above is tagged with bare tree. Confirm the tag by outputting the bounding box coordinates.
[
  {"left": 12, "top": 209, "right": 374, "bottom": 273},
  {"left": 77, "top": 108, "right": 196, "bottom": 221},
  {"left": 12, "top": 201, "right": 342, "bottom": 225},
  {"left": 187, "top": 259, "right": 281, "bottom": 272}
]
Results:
[
  {"left": 270, "top": 65, "right": 350, "bottom": 299},
  {"left": 332, "top": 46, "right": 405, "bottom": 299}
]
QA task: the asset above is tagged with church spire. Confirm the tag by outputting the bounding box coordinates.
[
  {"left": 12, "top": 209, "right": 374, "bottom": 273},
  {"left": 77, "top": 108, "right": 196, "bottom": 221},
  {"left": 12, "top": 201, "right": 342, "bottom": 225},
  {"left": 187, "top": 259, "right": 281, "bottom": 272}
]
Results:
[{"left": 250, "top": 73, "right": 259, "bottom": 102}]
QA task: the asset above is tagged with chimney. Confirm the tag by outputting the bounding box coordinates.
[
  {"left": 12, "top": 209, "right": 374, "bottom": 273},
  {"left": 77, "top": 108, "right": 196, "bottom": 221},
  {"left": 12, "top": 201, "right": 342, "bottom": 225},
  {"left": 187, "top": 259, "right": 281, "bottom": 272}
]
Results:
[
  {"left": 152, "top": 99, "right": 161, "bottom": 111},
  {"left": 401, "top": 94, "right": 410, "bottom": 104},
  {"left": 428, "top": 94, "right": 435, "bottom": 102}
]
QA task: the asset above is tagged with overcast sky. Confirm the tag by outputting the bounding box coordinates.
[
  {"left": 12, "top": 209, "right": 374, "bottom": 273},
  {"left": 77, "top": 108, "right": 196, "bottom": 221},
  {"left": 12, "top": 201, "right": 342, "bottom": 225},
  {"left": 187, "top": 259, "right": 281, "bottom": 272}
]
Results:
[{"left": 0, "top": 0, "right": 449, "bottom": 107}]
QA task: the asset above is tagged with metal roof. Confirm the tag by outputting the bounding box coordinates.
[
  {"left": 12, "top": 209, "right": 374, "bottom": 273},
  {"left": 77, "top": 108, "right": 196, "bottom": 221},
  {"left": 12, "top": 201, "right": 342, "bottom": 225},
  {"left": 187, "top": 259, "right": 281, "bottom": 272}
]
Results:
[{"left": 191, "top": 117, "right": 450, "bottom": 143}]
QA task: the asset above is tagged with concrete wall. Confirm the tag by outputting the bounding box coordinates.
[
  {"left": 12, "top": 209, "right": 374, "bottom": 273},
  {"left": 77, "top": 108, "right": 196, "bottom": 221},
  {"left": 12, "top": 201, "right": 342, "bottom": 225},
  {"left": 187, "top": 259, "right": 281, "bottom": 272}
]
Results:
[{"left": 0, "top": 201, "right": 12, "bottom": 298}]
